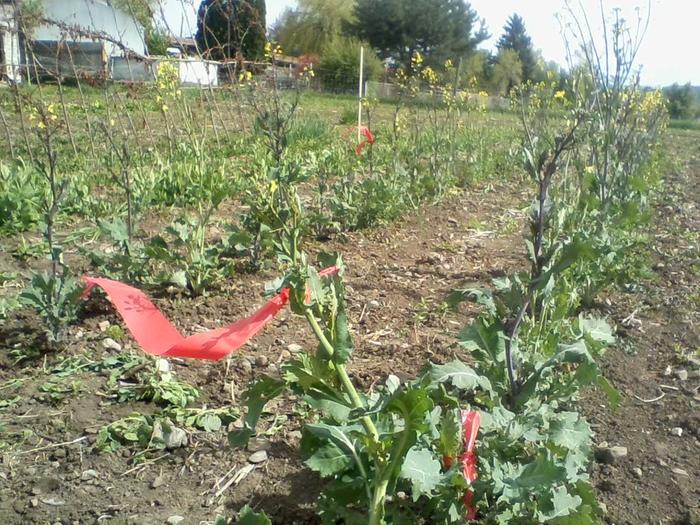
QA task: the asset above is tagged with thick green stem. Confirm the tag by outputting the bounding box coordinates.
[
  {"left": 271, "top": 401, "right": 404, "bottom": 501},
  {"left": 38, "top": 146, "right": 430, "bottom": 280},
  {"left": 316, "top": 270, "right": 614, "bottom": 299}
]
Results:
[
  {"left": 369, "top": 478, "right": 390, "bottom": 525},
  {"left": 303, "top": 308, "right": 379, "bottom": 442}
]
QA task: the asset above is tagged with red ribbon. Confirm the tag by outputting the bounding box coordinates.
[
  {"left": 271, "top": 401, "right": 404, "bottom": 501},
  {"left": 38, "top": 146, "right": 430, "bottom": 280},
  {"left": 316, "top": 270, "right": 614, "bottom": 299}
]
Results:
[
  {"left": 443, "top": 410, "right": 481, "bottom": 520},
  {"left": 82, "top": 267, "right": 337, "bottom": 361},
  {"left": 460, "top": 410, "right": 480, "bottom": 520},
  {"left": 355, "top": 126, "right": 375, "bottom": 156}
]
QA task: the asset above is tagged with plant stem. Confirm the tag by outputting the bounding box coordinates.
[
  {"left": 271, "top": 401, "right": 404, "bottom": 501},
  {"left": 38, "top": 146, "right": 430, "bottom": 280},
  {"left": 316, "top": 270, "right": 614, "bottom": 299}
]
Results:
[
  {"left": 369, "top": 478, "right": 390, "bottom": 525},
  {"left": 303, "top": 306, "right": 387, "bottom": 521},
  {"left": 303, "top": 308, "right": 379, "bottom": 444}
]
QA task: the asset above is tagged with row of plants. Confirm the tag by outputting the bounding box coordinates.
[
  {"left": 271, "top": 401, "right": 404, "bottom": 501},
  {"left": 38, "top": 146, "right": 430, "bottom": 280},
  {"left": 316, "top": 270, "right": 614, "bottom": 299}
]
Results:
[
  {"left": 0, "top": 46, "right": 518, "bottom": 344},
  {"left": 216, "top": 21, "right": 666, "bottom": 525}
]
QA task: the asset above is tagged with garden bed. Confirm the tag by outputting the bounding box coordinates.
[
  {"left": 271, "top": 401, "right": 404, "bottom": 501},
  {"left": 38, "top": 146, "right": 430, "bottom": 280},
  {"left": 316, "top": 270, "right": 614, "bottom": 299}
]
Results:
[{"left": 1, "top": 127, "right": 698, "bottom": 524}]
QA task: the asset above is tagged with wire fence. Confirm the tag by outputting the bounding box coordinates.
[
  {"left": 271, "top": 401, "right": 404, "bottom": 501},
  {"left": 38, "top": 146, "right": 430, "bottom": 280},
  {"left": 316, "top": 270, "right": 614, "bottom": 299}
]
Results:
[{"left": 0, "top": 0, "right": 511, "bottom": 168}]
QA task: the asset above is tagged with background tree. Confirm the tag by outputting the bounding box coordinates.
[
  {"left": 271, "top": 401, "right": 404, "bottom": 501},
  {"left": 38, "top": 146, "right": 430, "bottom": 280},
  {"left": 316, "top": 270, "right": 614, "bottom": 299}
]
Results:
[
  {"left": 196, "top": 0, "right": 266, "bottom": 60},
  {"left": 113, "top": 0, "right": 168, "bottom": 55},
  {"left": 496, "top": 14, "right": 537, "bottom": 83},
  {"left": 272, "top": 0, "right": 355, "bottom": 56},
  {"left": 491, "top": 48, "right": 522, "bottom": 95},
  {"left": 462, "top": 49, "right": 489, "bottom": 88},
  {"left": 349, "top": 0, "right": 488, "bottom": 68},
  {"left": 317, "top": 36, "right": 383, "bottom": 92},
  {"left": 663, "top": 82, "right": 699, "bottom": 119}
]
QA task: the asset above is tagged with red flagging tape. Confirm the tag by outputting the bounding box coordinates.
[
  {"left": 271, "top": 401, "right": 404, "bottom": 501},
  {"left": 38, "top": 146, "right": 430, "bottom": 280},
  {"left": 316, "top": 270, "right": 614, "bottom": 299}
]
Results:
[
  {"left": 460, "top": 410, "right": 481, "bottom": 520},
  {"left": 82, "top": 267, "right": 337, "bottom": 361},
  {"left": 355, "top": 126, "right": 375, "bottom": 156},
  {"left": 443, "top": 410, "right": 481, "bottom": 520}
]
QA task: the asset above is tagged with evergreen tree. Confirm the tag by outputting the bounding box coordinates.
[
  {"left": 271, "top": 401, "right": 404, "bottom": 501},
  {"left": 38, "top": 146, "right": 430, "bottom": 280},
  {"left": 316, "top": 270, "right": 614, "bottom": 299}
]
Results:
[
  {"left": 350, "top": 0, "right": 489, "bottom": 69},
  {"left": 496, "top": 14, "right": 537, "bottom": 83},
  {"left": 196, "top": 0, "right": 266, "bottom": 60}
]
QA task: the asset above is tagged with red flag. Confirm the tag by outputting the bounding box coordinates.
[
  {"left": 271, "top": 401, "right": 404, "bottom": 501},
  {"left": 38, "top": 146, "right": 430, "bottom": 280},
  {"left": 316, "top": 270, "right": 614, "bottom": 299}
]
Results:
[
  {"left": 442, "top": 410, "right": 481, "bottom": 520},
  {"left": 82, "top": 267, "right": 337, "bottom": 361},
  {"left": 355, "top": 126, "right": 375, "bottom": 155}
]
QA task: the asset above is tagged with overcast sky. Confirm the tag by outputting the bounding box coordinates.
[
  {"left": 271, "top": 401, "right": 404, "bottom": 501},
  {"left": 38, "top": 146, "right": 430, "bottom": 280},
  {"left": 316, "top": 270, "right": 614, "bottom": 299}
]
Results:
[{"left": 161, "top": 0, "right": 699, "bottom": 86}]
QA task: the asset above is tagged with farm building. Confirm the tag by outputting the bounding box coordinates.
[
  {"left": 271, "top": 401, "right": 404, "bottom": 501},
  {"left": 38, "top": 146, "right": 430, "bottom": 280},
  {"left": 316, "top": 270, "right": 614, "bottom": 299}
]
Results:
[
  {"left": 0, "top": 1, "right": 22, "bottom": 81},
  {"left": 0, "top": 0, "right": 146, "bottom": 81}
]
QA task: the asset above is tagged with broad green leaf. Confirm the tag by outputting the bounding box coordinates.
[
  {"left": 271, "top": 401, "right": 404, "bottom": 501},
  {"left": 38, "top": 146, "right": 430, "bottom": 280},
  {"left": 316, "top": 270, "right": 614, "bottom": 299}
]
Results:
[
  {"left": 304, "top": 394, "right": 352, "bottom": 422},
  {"left": 400, "top": 447, "right": 443, "bottom": 500},
  {"left": 596, "top": 376, "right": 621, "bottom": 409},
  {"left": 332, "top": 305, "right": 353, "bottom": 364},
  {"left": 503, "top": 451, "right": 567, "bottom": 499},
  {"left": 306, "top": 266, "right": 325, "bottom": 306},
  {"left": 438, "top": 408, "right": 462, "bottom": 459},
  {"left": 578, "top": 316, "right": 615, "bottom": 344},
  {"left": 458, "top": 318, "right": 506, "bottom": 366},
  {"left": 228, "top": 376, "right": 285, "bottom": 449},
  {"left": 385, "top": 374, "right": 401, "bottom": 394},
  {"left": 283, "top": 356, "right": 352, "bottom": 421},
  {"left": 238, "top": 504, "right": 272, "bottom": 525},
  {"left": 304, "top": 423, "right": 363, "bottom": 457},
  {"left": 539, "top": 486, "right": 583, "bottom": 521},
  {"left": 244, "top": 376, "right": 286, "bottom": 427},
  {"left": 478, "top": 405, "right": 516, "bottom": 432},
  {"left": 198, "top": 413, "right": 222, "bottom": 433},
  {"left": 550, "top": 482, "right": 601, "bottom": 525},
  {"left": 548, "top": 412, "right": 591, "bottom": 451},
  {"left": 386, "top": 387, "right": 433, "bottom": 438},
  {"left": 446, "top": 287, "right": 496, "bottom": 313},
  {"left": 424, "top": 360, "right": 492, "bottom": 393},
  {"left": 170, "top": 270, "right": 188, "bottom": 289},
  {"left": 516, "top": 341, "right": 596, "bottom": 405},
  {"left": 305, "top": 442, "right": 354, "bottom": 477}
]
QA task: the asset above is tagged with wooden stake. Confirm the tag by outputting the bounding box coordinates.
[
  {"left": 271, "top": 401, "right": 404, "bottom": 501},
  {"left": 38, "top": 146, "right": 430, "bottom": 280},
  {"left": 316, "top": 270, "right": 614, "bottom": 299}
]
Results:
[{"left": 358, "top": 46, "right": 364, "bottom": 143}]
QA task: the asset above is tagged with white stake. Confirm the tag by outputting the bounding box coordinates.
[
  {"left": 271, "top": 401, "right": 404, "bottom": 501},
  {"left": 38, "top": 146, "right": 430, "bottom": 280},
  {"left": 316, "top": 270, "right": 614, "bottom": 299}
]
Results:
[{"left": 358, "top": 46, "right": 364, "bottom": 143}]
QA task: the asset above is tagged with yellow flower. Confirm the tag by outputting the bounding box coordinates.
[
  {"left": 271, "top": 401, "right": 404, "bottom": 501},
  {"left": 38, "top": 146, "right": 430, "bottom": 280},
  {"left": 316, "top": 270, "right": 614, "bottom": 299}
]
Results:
[
  {"left": 47, "top": 103, "right": 55, "bottom": 114},
  {"left": 161, "top": 104, "right": 169, "bottom": 112},
  {"left": 554, "top": 90, "right": 566, "bottom": 100},
  {"left": 411, "top": 51, "right": 423, "bottom": 66},
  {"left": 37, "top": 121, "right": 46, "bottom": 129},
  {"left": 421, "top": 66, "right": 438, "bottom": 84},
  {"left": 478, "top": 91, "right": 489, "bottom": 98},
  {"left": 444, "top": 59, "right": 453, "bottom": 69},
  {"left": 109, "top": 118, "right": 116, "bottom": 127}
]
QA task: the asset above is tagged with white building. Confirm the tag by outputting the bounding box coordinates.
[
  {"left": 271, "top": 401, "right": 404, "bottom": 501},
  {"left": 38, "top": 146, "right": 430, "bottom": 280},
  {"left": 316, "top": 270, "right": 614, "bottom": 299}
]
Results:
[
  {"left": 1, "top": 0, "right": 146, "bottom": 81},
  {"left": 0, "top": 1, "right": 22, "bottom": 81}
]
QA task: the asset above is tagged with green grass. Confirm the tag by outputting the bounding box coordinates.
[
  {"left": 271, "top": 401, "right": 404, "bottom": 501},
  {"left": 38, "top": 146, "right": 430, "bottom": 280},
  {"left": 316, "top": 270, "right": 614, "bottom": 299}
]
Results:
[{"left": 668, "top": 118, "right": 700, "bottom": 130}]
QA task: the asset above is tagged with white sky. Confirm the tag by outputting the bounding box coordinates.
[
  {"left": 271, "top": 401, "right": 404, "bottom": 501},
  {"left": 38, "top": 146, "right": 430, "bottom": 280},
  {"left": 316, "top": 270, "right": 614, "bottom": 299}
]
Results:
[{"left": 160, "top": 0, "right": 699, "bottom": 86}]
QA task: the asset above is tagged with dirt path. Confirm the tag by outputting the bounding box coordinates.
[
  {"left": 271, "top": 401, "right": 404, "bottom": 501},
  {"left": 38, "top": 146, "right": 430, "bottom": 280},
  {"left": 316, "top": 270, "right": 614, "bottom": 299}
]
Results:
[
  {"left": 584, "top": 131, "right": 700, "bottom": 525},
  {"left": 1, "top": 133, "right": 698, "bottom": 524}
]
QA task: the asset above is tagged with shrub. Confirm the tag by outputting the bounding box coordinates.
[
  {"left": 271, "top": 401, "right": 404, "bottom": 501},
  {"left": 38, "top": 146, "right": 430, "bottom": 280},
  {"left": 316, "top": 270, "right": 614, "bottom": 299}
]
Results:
[{"left": 317, "top": 36, "right": 384, "bottom": 93}]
